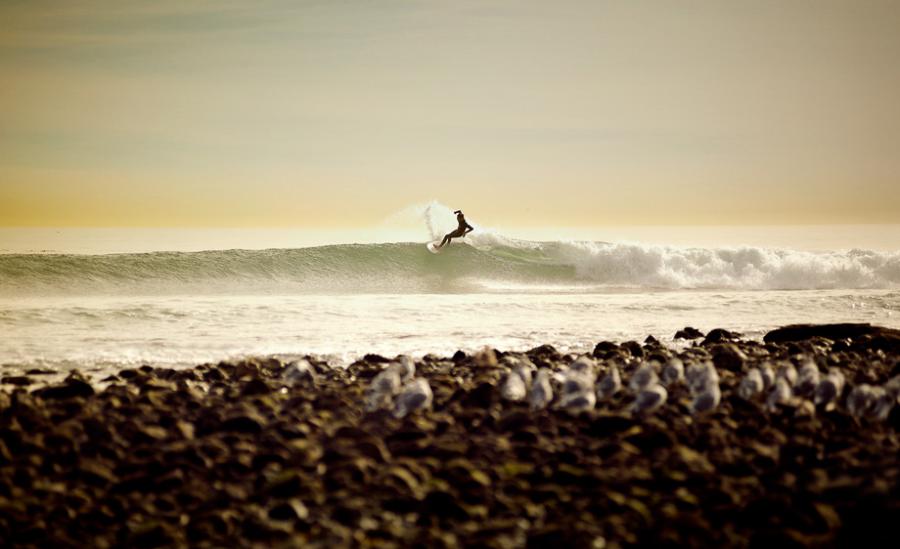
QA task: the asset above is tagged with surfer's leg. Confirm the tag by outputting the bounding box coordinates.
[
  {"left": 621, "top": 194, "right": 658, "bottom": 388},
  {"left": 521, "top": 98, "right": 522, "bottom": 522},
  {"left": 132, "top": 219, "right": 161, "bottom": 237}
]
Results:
[{"left": 440, "top": 234, "right": 452, "bottom": 247}]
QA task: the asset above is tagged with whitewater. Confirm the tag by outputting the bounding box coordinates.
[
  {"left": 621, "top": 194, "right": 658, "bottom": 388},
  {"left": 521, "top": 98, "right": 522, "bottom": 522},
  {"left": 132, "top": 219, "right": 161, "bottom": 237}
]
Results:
[{"left": 1, "top": 210, "right": 899, "bottom": 373}]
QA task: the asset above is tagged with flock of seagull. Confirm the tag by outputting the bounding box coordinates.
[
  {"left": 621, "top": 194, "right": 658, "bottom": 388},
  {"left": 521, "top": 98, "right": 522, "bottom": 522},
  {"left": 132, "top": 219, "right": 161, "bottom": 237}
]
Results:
[{"left": 344, "top": 351, "right": 900, "bottom": 421}]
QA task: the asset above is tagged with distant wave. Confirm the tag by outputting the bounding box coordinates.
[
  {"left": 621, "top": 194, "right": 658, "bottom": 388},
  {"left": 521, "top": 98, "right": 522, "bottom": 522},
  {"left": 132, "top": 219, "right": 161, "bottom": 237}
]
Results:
[{"left": 1, "top": 239, "right": 898, "bottom": 295}]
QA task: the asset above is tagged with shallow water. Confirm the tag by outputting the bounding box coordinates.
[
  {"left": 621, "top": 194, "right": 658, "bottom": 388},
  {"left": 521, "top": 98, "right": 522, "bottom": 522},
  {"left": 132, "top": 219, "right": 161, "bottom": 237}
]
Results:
[{"left": 1, "top": 290, "right": 897, "bottom": 374}]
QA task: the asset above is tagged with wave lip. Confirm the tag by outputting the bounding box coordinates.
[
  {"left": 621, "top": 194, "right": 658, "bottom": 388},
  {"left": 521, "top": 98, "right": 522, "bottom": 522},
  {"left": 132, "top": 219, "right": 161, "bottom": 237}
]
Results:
[{"left": 1, "top": 239, "right": 898, "bottom": 296}]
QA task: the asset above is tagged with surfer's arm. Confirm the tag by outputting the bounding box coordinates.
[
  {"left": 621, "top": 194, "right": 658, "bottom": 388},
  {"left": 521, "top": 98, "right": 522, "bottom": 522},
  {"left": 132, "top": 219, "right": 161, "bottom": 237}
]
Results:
[{"left": 464, "top": 222, "right": 474, "bottom": 233}]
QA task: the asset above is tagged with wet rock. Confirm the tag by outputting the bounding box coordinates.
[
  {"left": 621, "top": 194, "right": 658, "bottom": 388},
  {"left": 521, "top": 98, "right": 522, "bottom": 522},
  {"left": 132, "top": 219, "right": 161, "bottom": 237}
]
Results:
[
  {"left": 33, "top": 378, "right": 94, "bottom": 400},
  {"left": 1, "top": 376, "right": 33, "bottom": 386},
  {"left": 709, "top": 343, "right": 747, "bottom": 372},
  {"left": 764, "top": 323, "right": 900, "bottom": 344},
  {"left": 675, "top": 327, "right": 705, "bottom": 340}
]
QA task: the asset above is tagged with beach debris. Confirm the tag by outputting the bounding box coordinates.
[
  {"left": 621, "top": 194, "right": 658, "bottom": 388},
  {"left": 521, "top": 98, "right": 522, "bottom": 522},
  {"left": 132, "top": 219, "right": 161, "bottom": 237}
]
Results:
[
  {"left": 282, "top": 359, "right": 316, "bottom": 385},
  {"left": 596, "top": 365, "right": 622, "bottom": 401},
  {"left": 556, "top": 371, "right": 596, "bottom": 413},
  {"left": 529, "top": 369, "right": 554, "bottom": 411},
  {"left": 393, "top": 378, "right": 433, "bottom": 419},
  {"left": 794, "top": 361, "right": 820, "bottom": 398},
  {"left": 365, "top": 367, "right": 402, "bottom": 412},
  {"left": 661, "top": 358, "right": 684, "bottom": 386},
  {"left": 814, "top": 368, "right": 845, "bottom": 406},
  {"left": 629, "top": 362, "right": 659, "bottom": 392},
  {"left": 766, "top": 377, "right": 793, "bottom": 410},
  {"left": 737, "top": 368, "right": 764, "bottom": 400},
  {"left": 631, "top": 383, "right": 668, "bottom": 415}
]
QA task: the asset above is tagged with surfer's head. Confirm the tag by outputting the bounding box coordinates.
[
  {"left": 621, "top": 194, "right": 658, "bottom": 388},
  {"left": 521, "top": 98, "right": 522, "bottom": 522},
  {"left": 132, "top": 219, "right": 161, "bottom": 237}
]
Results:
[{"left": 454, "top": 210, "right": 462, "bottom": 215}]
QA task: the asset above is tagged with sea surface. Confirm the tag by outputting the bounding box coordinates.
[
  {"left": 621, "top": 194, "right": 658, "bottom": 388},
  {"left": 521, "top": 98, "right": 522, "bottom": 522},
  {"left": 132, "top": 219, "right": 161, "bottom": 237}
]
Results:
[{"left": 1, "top": 213, "right": 899, "bottom": 374}]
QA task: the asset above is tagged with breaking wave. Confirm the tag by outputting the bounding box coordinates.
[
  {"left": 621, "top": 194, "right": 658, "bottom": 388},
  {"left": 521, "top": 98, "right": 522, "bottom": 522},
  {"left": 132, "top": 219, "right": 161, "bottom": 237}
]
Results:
[{"left": 1, "top": 239, "right": 898, "bottom": 295}]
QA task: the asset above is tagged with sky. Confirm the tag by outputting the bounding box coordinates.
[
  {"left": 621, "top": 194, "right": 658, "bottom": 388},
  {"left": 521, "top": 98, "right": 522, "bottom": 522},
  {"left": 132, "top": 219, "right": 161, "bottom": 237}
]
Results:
[{"left": 1, "top": 0, "right": 899, "bottom": 229}]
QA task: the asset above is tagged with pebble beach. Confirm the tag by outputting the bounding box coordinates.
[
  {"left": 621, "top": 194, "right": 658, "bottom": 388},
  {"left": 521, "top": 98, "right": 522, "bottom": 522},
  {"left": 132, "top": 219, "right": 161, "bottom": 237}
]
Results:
[{"left": 1, "top": 323, "right": 899, "bottom": 547}]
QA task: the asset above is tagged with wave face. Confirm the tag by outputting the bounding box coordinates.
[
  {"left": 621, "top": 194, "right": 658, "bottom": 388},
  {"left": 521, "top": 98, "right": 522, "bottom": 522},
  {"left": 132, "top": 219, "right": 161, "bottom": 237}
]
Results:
[{"left": 2, "top": 239, "right": 899, "bottom": 295}]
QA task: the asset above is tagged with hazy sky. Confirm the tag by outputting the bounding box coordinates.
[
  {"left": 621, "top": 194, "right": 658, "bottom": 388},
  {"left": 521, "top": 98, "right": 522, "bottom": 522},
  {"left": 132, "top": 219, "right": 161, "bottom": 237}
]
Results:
[{"left": 1, "top": 0, "right": 899, "bottom": 228}]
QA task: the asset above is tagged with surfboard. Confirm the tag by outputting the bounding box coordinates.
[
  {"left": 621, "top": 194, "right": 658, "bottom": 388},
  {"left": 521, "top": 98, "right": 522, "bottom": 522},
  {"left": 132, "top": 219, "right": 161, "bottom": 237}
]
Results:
[{"left": 426, "top": 242, "right": 443, "bottom": 254}]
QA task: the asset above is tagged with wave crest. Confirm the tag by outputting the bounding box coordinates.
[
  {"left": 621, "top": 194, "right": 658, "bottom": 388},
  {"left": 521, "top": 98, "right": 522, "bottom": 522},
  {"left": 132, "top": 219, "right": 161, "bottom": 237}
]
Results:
[{"left": 1, "top": 239, "right": 898, "bottom": 295}]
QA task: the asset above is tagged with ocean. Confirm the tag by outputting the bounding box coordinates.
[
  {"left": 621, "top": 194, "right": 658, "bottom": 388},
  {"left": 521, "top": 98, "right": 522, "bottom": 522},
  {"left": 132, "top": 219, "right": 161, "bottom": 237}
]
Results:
[{"left": 1, "top": 213, "right": 899, "bottom": 374}]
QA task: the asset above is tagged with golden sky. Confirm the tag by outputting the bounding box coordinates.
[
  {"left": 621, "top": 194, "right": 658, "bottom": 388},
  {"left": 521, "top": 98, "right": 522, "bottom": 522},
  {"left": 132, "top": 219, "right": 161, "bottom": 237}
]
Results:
[{"left": 1, "top": 1, "right": 899, "bottom": 227}]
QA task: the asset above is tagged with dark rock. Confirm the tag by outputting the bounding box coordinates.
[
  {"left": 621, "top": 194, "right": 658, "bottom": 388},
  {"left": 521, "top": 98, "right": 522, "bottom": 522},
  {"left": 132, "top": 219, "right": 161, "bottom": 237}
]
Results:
[
  {"left": 703, "top": 328, "right": 742, "bottom": 344},
  {"left": 1, "top": 376, "right": 33, "bottom": 386},
  {"left": 710, "top": 343, "right": 748, "bottom": 372},
  {"left": 593, "top": 341, "right": 619, "bottom": 358},
  {"left": 675, "top": 326, "right": 705, "bottom": 339},
  {"left": 33, "top": 378, "right": 94, "bottom": 400},
  {"left": 644, "top": 335, "right": 660, "bottom": 345},
  {"left": 621, "top": 340, "right": 644, "bottom": 358},
  {"left": 764, "top": 323, "right": 900, "bottom": 343}
]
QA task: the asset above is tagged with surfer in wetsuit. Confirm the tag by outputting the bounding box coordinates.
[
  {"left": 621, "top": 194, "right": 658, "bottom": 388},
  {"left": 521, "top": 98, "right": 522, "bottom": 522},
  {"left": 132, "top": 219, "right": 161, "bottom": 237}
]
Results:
[{"left": 438, "top": 210, "right": 474, "bottom": 248}]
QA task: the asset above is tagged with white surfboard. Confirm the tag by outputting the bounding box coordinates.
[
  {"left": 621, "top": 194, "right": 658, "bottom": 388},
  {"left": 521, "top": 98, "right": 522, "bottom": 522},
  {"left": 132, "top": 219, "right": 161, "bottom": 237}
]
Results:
[{"left": 426, "top": 242, "right": 443, "bottom": 254}]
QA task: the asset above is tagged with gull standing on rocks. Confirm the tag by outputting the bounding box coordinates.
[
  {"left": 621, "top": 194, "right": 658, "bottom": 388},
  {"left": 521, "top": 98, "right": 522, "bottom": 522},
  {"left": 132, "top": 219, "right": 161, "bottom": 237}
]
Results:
[
  {"left": 661, "top": 358, "right": 684, "bottom": 387},
  {"left": 766, "top": 377, "right": 793, "bottom": 410},
  {"left": 813, "top": 368, "right": 845, "bottom": 406},
  {"left": 393, "top": 378, "right": 433, "bottom": 418},
  {"left": 596, "top": 365, "right": 622, "bottom": 401},
  {"left": 795, "top": 362, "right": 820, "bottom": 398},
  {"left": 847, "top": 384, "right": 878, "bottom": 418},
  {"left": 365, "top": 367, "right": 403, "bottom": 412},
  {"left": 556, "top": 370, "right": 596, "bottom": 413},
  {"left": 394, "top": 355, "right": 416, "bottom": 382},
  {"left": 631, "top": 384, "right": 668, "bottom": 415},
  {"left": 283, "top": 359, "right": 316, "bottom": 385},
  {"left": 686, "top": 362, "right": 719, "bottom": 396},
  {"left": 500, "top": 364, "right": 532, "bottom": 402},
  {"left": 629, "top": 362, "right": 659, "bottom": 393},
  {"left": 529, "top": 369, "right": 554, "bottom": 411},
  {"left": 759, "top": 363, "right": 776, "bottom": 390},
  {"left": 871, "top": 386, "right": 895, "bottom": 421},
  {"left": 691, "top": 379, "right": 721, "bottom": 414},
  {"left": 738, "top": 368, "right": 764, "bottom": 400},
  {"left": 776, "top": 363, "right": 798, "bottom": 386}
]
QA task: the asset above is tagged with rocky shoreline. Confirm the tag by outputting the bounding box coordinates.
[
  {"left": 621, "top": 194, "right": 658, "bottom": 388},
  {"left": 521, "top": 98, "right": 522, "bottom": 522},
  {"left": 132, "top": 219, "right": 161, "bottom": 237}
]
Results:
[{"left": 1, "top": 324, "right": 899, "bottom": 547}]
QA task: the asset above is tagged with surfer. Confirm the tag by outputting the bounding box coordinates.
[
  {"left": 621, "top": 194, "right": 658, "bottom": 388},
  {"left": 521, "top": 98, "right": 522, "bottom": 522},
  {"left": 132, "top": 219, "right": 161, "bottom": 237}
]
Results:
[{"left": 438, "top": 210, "right": 474, "bottom": 248}]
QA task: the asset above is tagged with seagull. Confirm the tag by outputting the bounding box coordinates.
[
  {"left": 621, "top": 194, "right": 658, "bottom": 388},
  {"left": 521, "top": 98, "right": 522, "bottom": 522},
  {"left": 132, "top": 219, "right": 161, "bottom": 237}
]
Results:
[
  {"left": 283, "top": 359, "right": 316, "bottom": 385},
  {"left": 393, "top": 355, "right": 416, "bottom": 382},
  {"left": 794, "top": 362, "right": 820, "bottom": 398},
  {"left": 691, "top": 380, "right": 721, "bottom": 414},
  {"left": 596, "top": 365, "right": 622, "bottom": 401},
  {"left": 776, "top": 363, "right": 798, "bottom": 386},
  {"left": 365, "top": 367, "right": 402, "bottom": 412},
  {"left": 500, "top": 364, "right": 533, "bottom": 402},
  {"left": 686, "top": 362, "right": 719, "bottom": 396},
  {"left": 529, "top": 369, "right": 554, "bottom": 411},
  {"left": 847, "top": 384, "right": 877, "bottom": 419},
  {"left": 631, "top": 383, "right": 668, "bottom": 415},
  {"left": 629, "top": 362, "right": 659, "bottom": 393},
  {"left": 393, "top": 378, "right": 433, "bottom": 418},
  {"left": 813, "top": 368, "right": 845, "bottom": 406},
  {"left": 556, "top": 371, "right": 596, "bottom": 413},
  {"left": 661, "top": 358, "right": 684, "bottom": 386},
  {"left": 766, "top": 377, "right": 792, "bottom": 410},
  {"left": 568, "top": 355, "right": 597, "bottom": 379},
  {"left": 738, "top": 368, "right": 764, "bottom": 400},
  {"left": 759, "top": 363, "right": 776, "bottom": 390},
  {"left": 871, "top": 387, "right": 895, "bottom": 421}
]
